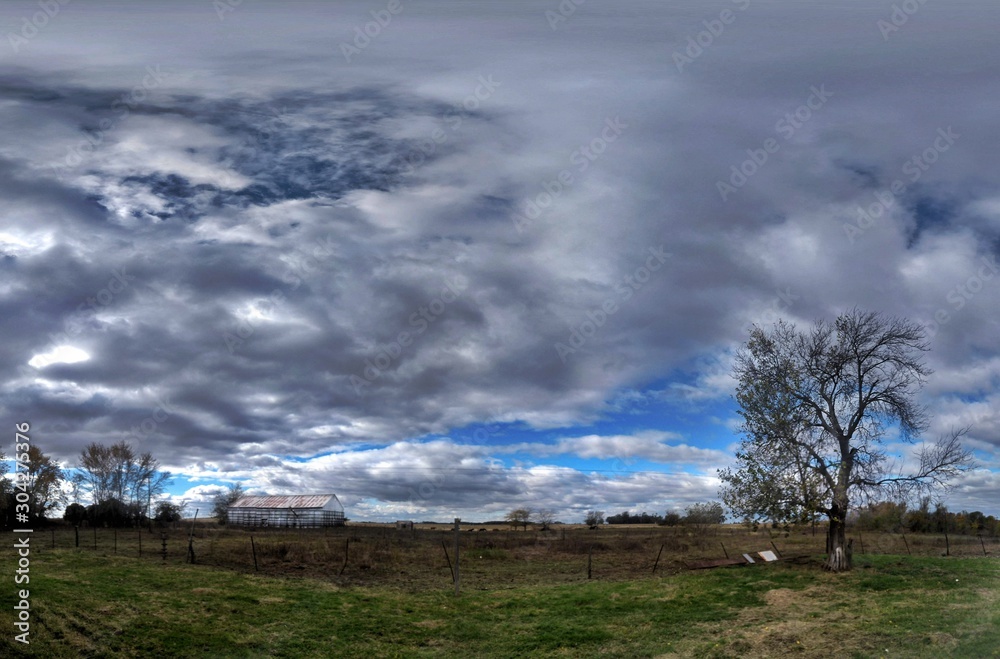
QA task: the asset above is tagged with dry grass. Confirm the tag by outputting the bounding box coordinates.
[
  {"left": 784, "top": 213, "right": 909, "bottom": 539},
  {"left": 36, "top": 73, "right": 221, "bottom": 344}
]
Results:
[{"left": 34, "top": 521, "right": 999, "bottom": 593}]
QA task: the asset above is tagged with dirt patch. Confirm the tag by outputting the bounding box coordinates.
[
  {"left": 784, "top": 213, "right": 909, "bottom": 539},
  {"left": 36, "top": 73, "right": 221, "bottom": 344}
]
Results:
[{"left": 763, "top": 588, "right": 799, "bottom": 607}]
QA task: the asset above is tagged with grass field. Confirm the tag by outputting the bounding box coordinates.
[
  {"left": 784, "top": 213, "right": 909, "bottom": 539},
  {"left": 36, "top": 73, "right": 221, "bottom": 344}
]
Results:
[{"left": 2, "top": 525, "right": 998, "bottom": 657}]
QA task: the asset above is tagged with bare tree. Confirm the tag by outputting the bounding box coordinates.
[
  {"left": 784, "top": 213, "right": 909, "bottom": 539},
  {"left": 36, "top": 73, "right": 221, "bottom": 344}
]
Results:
[
  {"left": 212, "top": 483, "right": 245, "bottom": 524},
  {"left": 584, "top": 510, "right": 605, "bottom": 527},
  {"left": 720, "top": 309, "right": 974, "bottom": 571},
  {"left": 77, "top": 441, "right": 170, "bottom": 524},
  {"left": 533, "top": 508, "right": 556, "bottom": 531}
]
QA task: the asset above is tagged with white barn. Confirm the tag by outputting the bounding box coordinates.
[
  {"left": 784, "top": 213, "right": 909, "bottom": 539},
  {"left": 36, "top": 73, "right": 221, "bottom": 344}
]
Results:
[{"left": 227, "top": 494, "right": 345, "bottom": 528}]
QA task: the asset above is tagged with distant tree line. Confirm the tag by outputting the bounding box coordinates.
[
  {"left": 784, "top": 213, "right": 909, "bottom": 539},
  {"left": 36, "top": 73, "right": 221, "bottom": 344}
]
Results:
[
  {"left": 606, "top": 511, "right": 664, "bottom": 525},
  {"left": 599, "top": 502, "right": 726, "bottom": 527},
  {"left": 854, "top": 498, "right": 1000, "bottom": 537}
]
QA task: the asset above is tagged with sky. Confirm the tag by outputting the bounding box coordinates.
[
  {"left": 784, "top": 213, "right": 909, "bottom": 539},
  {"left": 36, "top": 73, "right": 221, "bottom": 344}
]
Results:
[{"left": 1, "top": 0, "right": 998, "bottom": 522}]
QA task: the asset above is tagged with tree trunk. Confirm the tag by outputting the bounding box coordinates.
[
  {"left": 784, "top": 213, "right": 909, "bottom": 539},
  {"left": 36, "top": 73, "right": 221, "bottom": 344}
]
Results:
[{"left": 825, "top": 502, "right": 852, "bottom": 572}]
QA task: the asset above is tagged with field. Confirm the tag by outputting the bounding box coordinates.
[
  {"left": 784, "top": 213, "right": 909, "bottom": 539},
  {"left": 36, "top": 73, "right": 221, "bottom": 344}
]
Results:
[{"left": 2, "top": 523, "right": 998, "bottom": 657}]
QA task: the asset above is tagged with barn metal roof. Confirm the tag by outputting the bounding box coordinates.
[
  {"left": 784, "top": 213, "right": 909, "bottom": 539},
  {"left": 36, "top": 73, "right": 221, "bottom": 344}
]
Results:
[{"left": 231, "top": 494, "right": 338, "bottom": 509}]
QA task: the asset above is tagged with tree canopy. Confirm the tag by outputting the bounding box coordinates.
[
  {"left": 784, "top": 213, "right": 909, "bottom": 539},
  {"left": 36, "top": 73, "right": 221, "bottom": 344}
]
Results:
[
  {"left": 505, "top": 507, "right": 532, "bottom": 530},
  {"left": 720, "top": 309, "right": 973, "bottom": 571}
]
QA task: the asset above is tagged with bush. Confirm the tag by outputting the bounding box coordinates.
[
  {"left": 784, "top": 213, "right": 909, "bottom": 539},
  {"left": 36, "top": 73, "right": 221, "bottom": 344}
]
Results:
[
  {"left": 63, "top": 503, "right": 87, "bottom": 526},
  {"left": 683, "top": 502, "right": 725, "bottom": 527},
  {"left": 153, "top": 501, "right": 185, "bottom": 525}
]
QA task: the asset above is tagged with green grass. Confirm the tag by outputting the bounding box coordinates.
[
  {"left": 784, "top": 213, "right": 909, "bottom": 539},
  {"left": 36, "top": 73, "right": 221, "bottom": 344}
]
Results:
[{"left": 1, "top": 549, "right": 997, "bottom": 657}]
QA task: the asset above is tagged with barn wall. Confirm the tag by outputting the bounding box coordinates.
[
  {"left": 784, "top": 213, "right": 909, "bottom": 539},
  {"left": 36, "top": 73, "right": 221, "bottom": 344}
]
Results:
[{"left": 227, "top": 507, "right": 345, "bottom": 528}]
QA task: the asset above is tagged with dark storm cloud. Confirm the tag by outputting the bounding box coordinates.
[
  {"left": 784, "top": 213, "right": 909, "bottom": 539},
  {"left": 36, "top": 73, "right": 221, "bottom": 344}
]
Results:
[{"left": 1, "top": 0, "right": 998, "bottom": 518}]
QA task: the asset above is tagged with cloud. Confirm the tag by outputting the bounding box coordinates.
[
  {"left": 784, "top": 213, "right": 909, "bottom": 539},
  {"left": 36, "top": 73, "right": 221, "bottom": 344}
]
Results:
[{"left": 1, "top": 1, "right": 997, "bottom": 520}]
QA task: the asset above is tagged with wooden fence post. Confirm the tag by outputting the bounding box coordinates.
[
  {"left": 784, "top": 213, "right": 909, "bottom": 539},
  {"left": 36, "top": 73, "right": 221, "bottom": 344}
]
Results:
[
  {"left": 587, "top": 545, "right": 593, "bottom": 579},
  {"left": 652, "top": 544, "right": 665, "bottom": 574},
  {"left": 441, "top": 541, "right": 454, "bottom": 583},
  {"left": 339, "top": 538, "right": 349, "bottom": 576},
  {"left": 250, "top": 535, "right": 259, "bottom": 571},
  {"left": 454, "top": 518, "right": 461, "bottom": 596}
]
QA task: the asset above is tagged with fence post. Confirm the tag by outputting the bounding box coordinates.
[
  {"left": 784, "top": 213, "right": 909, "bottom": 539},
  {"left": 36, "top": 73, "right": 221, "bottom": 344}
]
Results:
[
  {"left": 250, "top": 535, "right": 259, "bottom": 571},
  {"left": 587, "top": 545, "right": 593, "bottom": 579},
  {"left": 138, "top": 529, "right": 142, "bottom": 557},
  {"left": 94, "top": 526, "right": 97, "bottom": 551},
  {"left": 720, "top": 542, "right": 729, "bottom": 559},
  {"left": 114, "top": 529, "right": 117, "bottom": 555},
  {"left": 186, "top": 509, "right": 198, "bottom": 564},
  {"left": 454, "top": 518, "right": 461, "bottom": 596},
  {"left": 944, "top": 530, "right": 950, "bottom": 556},
  {"left": 901, "top": 534, "right": 910, "bottom": 555},
  {"left": 441, "top": 541, "right": 454, "bottom": 584},
  {"left": 339, "top": 538, "right": 349, "bottom": 576},
  {"left": 652, "top": 544, "right": 665, "bottom": 574}
]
